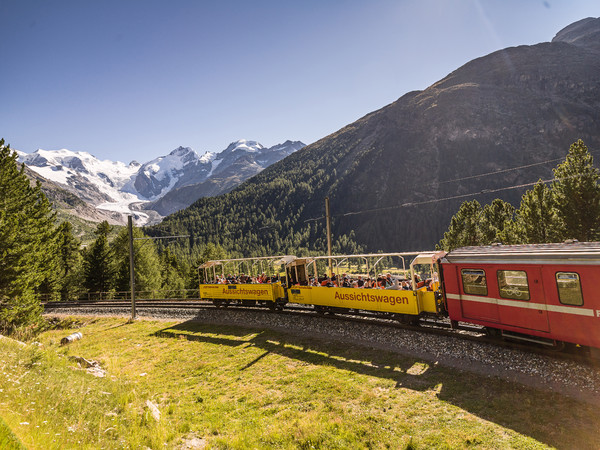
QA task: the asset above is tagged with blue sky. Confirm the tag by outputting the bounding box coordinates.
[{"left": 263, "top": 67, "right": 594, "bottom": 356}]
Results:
[{"left": 1, "top": 0, "right": 599, "bottom": 162}]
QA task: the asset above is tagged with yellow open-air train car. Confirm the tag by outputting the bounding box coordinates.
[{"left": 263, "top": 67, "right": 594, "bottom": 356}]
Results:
[{"left": 199, "top": 252, "right": 446, "bottom": 319}]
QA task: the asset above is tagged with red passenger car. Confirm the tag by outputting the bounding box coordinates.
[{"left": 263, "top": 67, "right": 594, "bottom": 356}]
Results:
[{"left": 440, "top": 242, "right": 600, "bottom": 353}]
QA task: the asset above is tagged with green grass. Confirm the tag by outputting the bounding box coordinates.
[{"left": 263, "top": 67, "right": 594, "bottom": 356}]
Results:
[
  {"left": 0, "top": 414, "right": 26, "bottom": 450},
  {"left": 1, "top": 316, "right": 599, "bottom": 449}
]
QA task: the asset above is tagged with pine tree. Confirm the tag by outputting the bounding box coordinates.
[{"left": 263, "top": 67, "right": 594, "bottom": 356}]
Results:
[
  {"left": 510, "top": 180, "right": 559, "bottom": 244},
  {"left": 552, "top": 139, "right": 600, "bottom": 241},
  {"left": 0, "top": 139, "right": 55, "bottom": 332},
  {"left": 55, "top": 221, "right": 84, "bottom": 300},
  {"left": 83, "top": 221, "right": 116, "bottom": 296},
  {"left": 480, "top": 199, "right": 515, "bottom": 244},
  {"left": 160, "top": 248, "right": 187, "bottom": 297},
  {"left": 437, "top": 200, "right": 483, "bottom": 250},
  {"left": 112, "top": 225, "right": 162, "bottom": 297}
]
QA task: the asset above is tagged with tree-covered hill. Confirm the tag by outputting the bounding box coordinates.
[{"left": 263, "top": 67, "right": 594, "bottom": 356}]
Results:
[{"left": 148, "top": 18, "right": 600, "bottom": 255}]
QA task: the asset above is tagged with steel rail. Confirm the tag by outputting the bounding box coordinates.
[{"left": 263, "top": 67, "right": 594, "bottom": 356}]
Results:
[{"left": 42, "top": 299, "right": 595, "bottom": 364}]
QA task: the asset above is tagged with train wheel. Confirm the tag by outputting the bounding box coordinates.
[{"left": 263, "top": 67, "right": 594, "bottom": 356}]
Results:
[
  {"left": 548, "top": 341, "right": 566, "bottom": 352},
  {"left": 268, "top": 302, "right": 276, "bottom": 311},
  {"left": 485, "top": 327, "right": 501, "bottom": 338},
  {"left": 396, "top": 314, "right": 419, "bottom": 326},
  {"left": 314, "top": 305, "right": 326, "bottom": 315},
  {"left": 213, "top": 299, "right": 224, "bottom": 308}
]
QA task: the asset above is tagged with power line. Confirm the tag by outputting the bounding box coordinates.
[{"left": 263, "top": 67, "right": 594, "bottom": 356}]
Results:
[
  {"left": 304, "top": 174, "right": 590, "bottom": 223},
  {"left": 428, "top": 157, "right": 564, "bottom": 187},
  {"left": 423, "top": 148, "right": 600, "bottom": 188},
  {"left": 303, "top": 150, "right": 600, "bottom": 223}
]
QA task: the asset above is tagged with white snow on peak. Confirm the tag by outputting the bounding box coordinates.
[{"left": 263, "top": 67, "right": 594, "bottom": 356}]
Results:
[
  {"left": 141, "top": 152, "right": 186, "bottom": 182},
  {"left": 199, "top": 151, "right": 217, "bottom": 164},
  {"left": 225, "top": 139, "right": 265, "bottom": 153},
  {"left": 18, "top": 148, "right": 139, "bottom": 201}
]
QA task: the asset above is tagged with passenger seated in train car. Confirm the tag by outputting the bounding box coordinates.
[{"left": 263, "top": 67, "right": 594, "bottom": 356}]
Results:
[
  {"left": 357, "top": 276, "right": 364, "bottom": 287},
  {"left": 386, "top": 277, "right": 401, "bottom": 290},
  {"left": 342, "top": 276, "right": 351, "bottom": 287},
  {"left": 331, "top": 274, "right": 339, "bottom": 287},
  {"left": 414, "top": 274, "right": 426, "bottom": 289},
  {"left": 385, "top": 273, "right": 393, "bottom": 287},
  {"left": 402, "top": 281, "right": 411, "bottom": 290}
]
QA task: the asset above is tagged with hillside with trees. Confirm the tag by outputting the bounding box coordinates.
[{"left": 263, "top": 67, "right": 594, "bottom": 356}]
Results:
[{"left": 148, "top": 18, "right": 600, "bottom": 255}]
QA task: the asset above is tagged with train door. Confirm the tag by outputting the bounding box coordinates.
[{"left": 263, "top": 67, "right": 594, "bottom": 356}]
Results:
[
  {"left": 496, "top": 266, "right": 550, "bottom": 332},
  {"left": 286, "top": 260, "right": 309, "bottom": 286}
]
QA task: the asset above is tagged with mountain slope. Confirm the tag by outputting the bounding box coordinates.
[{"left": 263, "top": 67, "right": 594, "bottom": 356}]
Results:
[{"left": 149, "top": 17, "right": 600, "bottom": 254}]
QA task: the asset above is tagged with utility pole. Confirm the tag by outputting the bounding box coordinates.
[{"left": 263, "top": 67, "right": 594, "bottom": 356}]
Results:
[
  {"left": 127, "top": 216, "right": 188, "bottom": 320},
  {"left": 325, "top": 197, "right": 333, "bottom": 276},
  {"left": 128, "top": 216, "right": 136, "bottom": 320}
]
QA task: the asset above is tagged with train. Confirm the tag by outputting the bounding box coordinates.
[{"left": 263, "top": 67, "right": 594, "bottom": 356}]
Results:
[{"left": 199, "top": 241, "right": 600, "bottom": 357}]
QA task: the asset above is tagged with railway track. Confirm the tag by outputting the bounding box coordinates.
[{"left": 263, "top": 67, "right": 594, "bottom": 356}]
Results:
[{"left": 43, "top": 298, "right": 595, "bottom": 365}]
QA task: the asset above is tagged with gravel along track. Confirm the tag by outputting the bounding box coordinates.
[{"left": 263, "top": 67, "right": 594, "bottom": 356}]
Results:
[{"left": 45, "top": 305, "right": 600, "bottom": 405}]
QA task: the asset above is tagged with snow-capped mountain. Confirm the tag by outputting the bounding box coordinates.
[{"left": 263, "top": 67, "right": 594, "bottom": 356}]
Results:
[
  {"left": 147, "top": 140, "right": 306, "bottom": 216},
  {"left": 17, "top": 139, "right": 305, "bottom": 225},
  {"left": 17, "top": 148, "right": 141, "bottom": 205},
  {"left": 128, "top": 146, "right": 213, "bottom": 200}
]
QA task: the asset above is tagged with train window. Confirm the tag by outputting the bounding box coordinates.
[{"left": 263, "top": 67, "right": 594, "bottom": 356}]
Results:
[
  {"left": 556, "top": 272, "right": 583, "bottom": 306},
  {"left": 461, "top": 269, "right": 487, "bottom": 295},
  {"left": 497, "top": 270, "right": 530, "bottom": 300}
]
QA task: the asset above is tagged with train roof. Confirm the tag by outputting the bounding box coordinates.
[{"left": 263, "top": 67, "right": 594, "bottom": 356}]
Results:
[{"left": 444, "top": 241, "right": 600, "bottom": 264}]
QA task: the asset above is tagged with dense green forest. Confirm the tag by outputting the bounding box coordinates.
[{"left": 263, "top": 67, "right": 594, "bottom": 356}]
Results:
[{"left": 1, "top": 138, "right": 598, "bottom": 334}]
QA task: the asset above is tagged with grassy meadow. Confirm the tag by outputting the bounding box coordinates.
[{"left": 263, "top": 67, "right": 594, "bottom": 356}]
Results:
[{"left": 0, "top": 316, "right": 599, "bottom": 449}]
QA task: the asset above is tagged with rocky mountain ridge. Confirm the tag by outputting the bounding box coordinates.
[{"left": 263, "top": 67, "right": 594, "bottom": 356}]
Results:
[{"left": 17, "top": 139, "right": 305, "bottom": 224}]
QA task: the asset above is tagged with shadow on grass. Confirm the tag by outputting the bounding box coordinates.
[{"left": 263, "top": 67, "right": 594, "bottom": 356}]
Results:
[{"left": 153, "top": 320, "right": 600, "bottom": 449}]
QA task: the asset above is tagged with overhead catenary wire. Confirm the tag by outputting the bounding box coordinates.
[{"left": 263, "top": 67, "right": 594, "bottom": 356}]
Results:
[
  {"left": 301, "top": 148, "right": 600, "bottom": 223},
  {"left": 427, "top": 157, "right": 565, "bottom": 187},
  {"left": 304, "top": 172, "right": 590, "bottom": 223}
]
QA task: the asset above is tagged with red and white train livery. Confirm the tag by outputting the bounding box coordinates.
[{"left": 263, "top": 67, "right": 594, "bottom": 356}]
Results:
[{"left": 441, "top": 241, "right": 600, "bottom": 353}]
